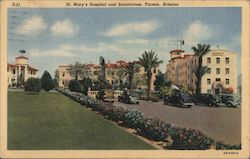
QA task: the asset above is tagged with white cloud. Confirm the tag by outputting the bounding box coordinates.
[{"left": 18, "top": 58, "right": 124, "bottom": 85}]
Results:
[
  {"left": 119, "top": 39, "right": 149, "bottom": 45},
  {"left": 103, "top": 20, "right": 159, "bottom": 37},
  {"left": 30, "top": 44, "right": 76, "bottom": 57},
  {"left": 16, "top": 16, "right": 47, "bottom": 35},
  {"left": 183, "top": 20, "right": 212, "bottom": 43},
  {"left": 50, "top": 19, "right": 79, "bottom": 36}
]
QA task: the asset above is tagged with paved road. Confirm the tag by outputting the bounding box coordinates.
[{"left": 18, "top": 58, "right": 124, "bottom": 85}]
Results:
[{"left": 114, "top": 101, "right": 241, "bottom": 145}]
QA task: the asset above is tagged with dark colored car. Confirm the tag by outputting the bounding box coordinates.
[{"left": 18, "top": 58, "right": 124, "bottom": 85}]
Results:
[
  {"left": 216, "top": 94, "right": 239, "bottom": 108},
  {"left": 192, "top": 94, "right": 219, "bottom": 107},
  {"left": 164, "top": 92, "right": 194, "bottom": 108},
  {"left": 118, "top": 92, "right": 139, "bottom": 104}
]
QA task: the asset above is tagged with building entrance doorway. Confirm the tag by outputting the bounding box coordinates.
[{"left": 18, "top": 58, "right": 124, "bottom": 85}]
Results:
[{"left": 215, "top": 84, "right": 223, "bottom": 94}]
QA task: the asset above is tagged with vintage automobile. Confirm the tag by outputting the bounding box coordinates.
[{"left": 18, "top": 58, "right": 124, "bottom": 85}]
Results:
[
  {"left": 118, "top": 91, "right": 139, "bottom": 104},
  {"left": 164, "top": 92, "right": 195, "bottom": 108},
  {"left": 96, "top": 89, "right": 115, "bottom": 103},
  {"left": 192, "top": 94, "right": 220, "bottom": 107},
  {"left": 216, "top": 94, "right": 240, "bottom": 108}
]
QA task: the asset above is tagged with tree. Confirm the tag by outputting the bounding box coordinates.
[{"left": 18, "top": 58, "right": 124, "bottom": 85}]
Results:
[
  {"left": 67, "top": 61, "right": 84, "bottom": 81},
  {"left": 138, "top": 50, "right": 163, "bottom": 99},
  {"left": 54, "top": 69, "right": 59, "bottom": 87},
  {"left": 100, "top": 56, "right": 106, "bottom": 80},
  {"left": 41, "top": 71, "right": 55, "bottom": 91},
  {"left": 154, "top": 71, "right": 171, "bottom": 91},
  {"left": 68, "top": 80, "right": 82, "bottom": 92},
  {"left": 123, "top": 61, "right": 139, "bottom": 90},
  {"left": 24, "top": 77, "right": 41, "bottom": 93},
  {"left": 79, "top": 77, "right": 93, "bottom": 95},
  {"left": 116, "top": 68, "right": 126, "bottom": 89},
  {"left": 192, "top": 44, "right": 211, "bottom": 95}
]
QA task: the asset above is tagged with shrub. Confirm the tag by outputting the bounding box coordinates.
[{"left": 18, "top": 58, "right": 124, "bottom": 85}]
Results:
[
  {"left": 68, "top": 80, "right": 82, "bottom": 92},
  {"left": 138, "top": 118, "right": 172, "bottom": 141},
  {"left": 96, "top": 89, "right": 105, "bottom": 101},
  {"left": 24, "top": 77, "right": 41, "bottom": 93},
  {"left": 124, "top": 109, "right": 144, "bottom": 129},
  {"left": 41, "top": 71, "right": 55, "bottom": 91},
  {"left": 215, "top": 141, "right": 241, "bottom": 150},
  {"left": 168, "top": 128, "right": 214, "bottom": 150}
]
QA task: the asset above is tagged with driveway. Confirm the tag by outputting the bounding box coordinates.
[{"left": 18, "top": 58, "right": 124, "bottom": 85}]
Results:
[{"left": 114, "top": 101, "right": 241, "bottom": 145}]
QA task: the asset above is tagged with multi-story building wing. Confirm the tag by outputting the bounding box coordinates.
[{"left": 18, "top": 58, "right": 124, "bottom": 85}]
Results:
[
  {"left": 166, "top": 49, "right": 194, "bottom": 90},
  {"left": 58, "top": 64, "right": 72, "bottom": 88},
  {"left": 58, "top": 60, "right": 160, "bottom": 90},
  {"left": 166, "top": 48, "right": 238, "bottom": 94},
  {"left": 7, "top": 55, "right": 39, "bottom": 87},
  {"left": 200, "top": 49, "right": 237, "bottom": 94}
]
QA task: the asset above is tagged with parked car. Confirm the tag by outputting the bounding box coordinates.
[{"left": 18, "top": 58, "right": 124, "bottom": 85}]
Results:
[
  {"left": 96, "top": 89, "right": 115, "bottom": 103},
  {"left": 216, "top": 94, "right": 239, "bottom": 108},
  {"left": 192, "top": 94, "right": 219, "bottom": 107},
  {"left": 164, "top": 92, "right": 194, "bottom": 108},
  {"left": 118, "top": 91, "right": 139, "bottom": 104}
]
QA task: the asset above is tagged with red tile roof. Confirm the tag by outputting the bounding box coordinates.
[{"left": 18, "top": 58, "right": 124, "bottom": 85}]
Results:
[
  {"left": 16, "top": 56, "right": 29, "bottom": 60},
  {"left": 28, "top": 66, "right": 38, "bottom": 71},
  {"left": 8, "top": 63, "right": 16, "bottom": 67},
  {"left": 170, "top": 49, "right": 185, "bottom": 53},
  {"left": 116, "top": 60, "right": 127, "bottom": 64},
  {"left": 59, "top": 64, "right": 69, "bottom": 67},
  {"left": 8, "top": 63, "right": 38, "bottom": 71}
]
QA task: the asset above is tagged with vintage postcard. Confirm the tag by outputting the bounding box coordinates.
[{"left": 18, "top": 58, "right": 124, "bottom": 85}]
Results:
[{"left": 0, "top": 0, "right": 249, "bottom": 158}]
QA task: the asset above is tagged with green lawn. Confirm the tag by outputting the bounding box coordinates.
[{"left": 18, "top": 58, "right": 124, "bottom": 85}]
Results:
[{"left": 8, "top": 91, "right": 155, "bottom": 150}]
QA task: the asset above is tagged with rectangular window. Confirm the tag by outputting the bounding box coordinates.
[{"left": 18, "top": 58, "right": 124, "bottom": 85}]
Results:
[
  {"left": 153, "top": 69, "right": 156, "bottom": 73},
  {"left": 216, "top": 68, "right": 220, "bottom": 74},
  {"left": 12, "top": 69, "right": 15, "bottom": 74},
  {"left": 207, "top": 68, "right": 211, "bottom": 74},
  {"left": 216, "top": 78, "right": 221, "bottom": 82},
  {"left": 94, "top": 71, "right": 98, "bottom": 75},
  {"left": 216, "top": 58, "right": 220, "bottom": 64},
  {"left": 207, "top": 89, "right": 211, "bottom": 93},
  {"left": 225, "top": 68, "right": 230, "bottom": 74},
  {"left": 225, "top": 57, "right": 229, "bottom": 64},
  {"left": 207, "top": 57, "right": 211, "bottom": 64},
  {"left": 207, "top": 79, "right": 211, "bottom": 85},
  {"left": 226, "top": 79, "right": 230, "bottom": 85}
]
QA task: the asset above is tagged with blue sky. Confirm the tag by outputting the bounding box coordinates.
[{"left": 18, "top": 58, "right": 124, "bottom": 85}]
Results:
[{"left": 8, "top": 7, "right": 241, "bottom": 77}]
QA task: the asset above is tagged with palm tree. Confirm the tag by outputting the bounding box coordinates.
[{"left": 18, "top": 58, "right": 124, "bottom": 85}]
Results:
[
  {"left": 138, "top": 50, "right": 163, "bottom": 98},
  {"left": 123, "top": 61, "right": 139, "bottom": 90},
  {"left": 67, "top": 61, "right": 84, "bottom": 81},
  {"left": 117, "top": 68, "right": 125, "bottom": 88},
  {"left": 191, "top": 44, "right": 211, "bottom": 95},
  {"left": 19, "top": 50, "right": 26, "bottom": 55}
]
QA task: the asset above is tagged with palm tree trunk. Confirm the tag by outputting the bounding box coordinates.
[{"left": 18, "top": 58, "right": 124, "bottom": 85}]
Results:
[
  {"left": 147, "top": 72, "right": 152, "bottom": 99},
  {"left": 195, "top": 77, "right": 201, "bottom": 95},
  {"left": 129, "top": 74, "right": 134, "bottom": 90},
  {"left": 75, "top": 71, "right": 78, "bottom": 81}
]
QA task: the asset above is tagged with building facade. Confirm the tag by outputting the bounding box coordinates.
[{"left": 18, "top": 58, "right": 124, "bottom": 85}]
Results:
[
  {"left": 166, "top": 49, "right": 238, "bottom": 94},
  {"left": 58, "top": 60, "right": 159, "bottom": 90},
  {"left": 8, "top": 55, "right": 39, "bottom": 87},
  {"left": 199, "top": 49, "right": 237, "bottom": 94}
]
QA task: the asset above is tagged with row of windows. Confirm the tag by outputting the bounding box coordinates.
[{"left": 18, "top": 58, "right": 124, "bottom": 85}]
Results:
[
  {"left": 207, "top": 57, "right": 230, "bottom": 64},
  {"left": 207, "top": 68, "right": 230, "bottom": 74},
  {"left": 207, "top": 78, "right": 230, "bottom": 85}
]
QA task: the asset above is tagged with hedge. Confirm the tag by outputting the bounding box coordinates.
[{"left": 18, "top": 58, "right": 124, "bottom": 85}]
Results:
[{"left": 56, "top": 88, "right": 241, "bottom": 150}]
